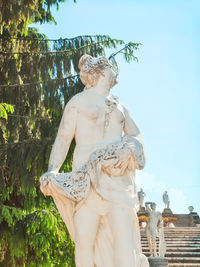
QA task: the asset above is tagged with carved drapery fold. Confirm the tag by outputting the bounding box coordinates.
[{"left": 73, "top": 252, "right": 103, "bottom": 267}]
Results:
[{"left": 40, "top": 136, "right": 145, "bottom": 202}]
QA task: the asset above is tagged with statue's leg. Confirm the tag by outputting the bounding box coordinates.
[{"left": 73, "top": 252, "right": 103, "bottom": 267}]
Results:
[
  {"left": 74, "top": 201, "right": 99, "bottom": 267},
  {"left": 108, "top": 205, "right": 137, "bottom": 267},
  {"left": 146, "top": 232, "right": 153, "bottom": 256},
  {"left": 152, "top": 231, "right": 157, "bottom": 257}
]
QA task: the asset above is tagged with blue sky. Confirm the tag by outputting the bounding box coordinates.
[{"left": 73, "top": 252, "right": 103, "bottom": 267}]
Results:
[{"left": 33, "top": 0, "right": 200, "bottom": 214}]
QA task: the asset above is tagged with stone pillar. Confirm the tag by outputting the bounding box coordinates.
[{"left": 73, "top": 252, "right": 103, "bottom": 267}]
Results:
[{"left": 148, "top": 257, "right": 169, "bottom": 267}]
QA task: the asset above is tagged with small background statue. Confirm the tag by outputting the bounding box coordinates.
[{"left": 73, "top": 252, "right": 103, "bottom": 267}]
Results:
[
  {"left": 163, "top": 191, "right": 170, "bottom": 209},
  {"left": 138, "top": 188, "right": 146, "bottom": 210},
  {"left": 188, "top": 206, "right": 194, "bottom": 213},
  {"left": 145, "top": 202, "right": 166, "bottom": 258}
]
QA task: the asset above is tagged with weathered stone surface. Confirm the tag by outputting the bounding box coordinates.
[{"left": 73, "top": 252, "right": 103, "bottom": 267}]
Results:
[
  {"left": 40, "top": 55, "right": 149, "bottom": 267},
  {"left": 173, "top": 214, "right": 195, "bottom": 227},
  {"left": 162, "top": 208, "right": 173, "bottom": 216},
  {"left": 148, "top": 257, "right": 169, "bottom": 267}
]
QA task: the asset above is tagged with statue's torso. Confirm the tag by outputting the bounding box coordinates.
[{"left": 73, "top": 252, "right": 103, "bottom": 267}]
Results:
[
  {"left": 72, "top": 90, "right": 125, "bottom": 167},
  {"left": 147, "top": 211, "right": 161, "bottom": 230}
]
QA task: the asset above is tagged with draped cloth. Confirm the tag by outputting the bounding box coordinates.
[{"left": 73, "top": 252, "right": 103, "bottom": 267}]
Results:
[{"left": 40, "top": 136, "right": 149, "bottom": 267}]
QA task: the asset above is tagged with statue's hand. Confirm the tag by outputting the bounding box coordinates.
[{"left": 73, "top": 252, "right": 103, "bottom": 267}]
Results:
[
  {"left": 114, "top": 147, "right": 132, "bottom": 168},
  {"left": 102, "top": 147, "right": 133, "bottom": 176},
  {"left": 40, "top": 170, "right": 59, "bottom": 185},
  {"left": 40, "top": 170, "right": 59, "bottom": 196}
]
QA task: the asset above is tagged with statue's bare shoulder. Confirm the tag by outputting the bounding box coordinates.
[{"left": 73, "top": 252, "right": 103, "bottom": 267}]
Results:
[
  {"left": 65, "top": 90, "right": 92, "bottom": 112},
  {"left": 65, "top": 92, "right": 83, "bottom": 109}
]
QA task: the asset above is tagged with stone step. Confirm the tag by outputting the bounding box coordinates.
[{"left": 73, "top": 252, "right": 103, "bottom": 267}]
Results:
[
  {"left": 142, "top": 247, "right": 200, "bottom": 252},
  {"left": 167, "top": 257, "right": 200, "bottom": 263},
  {"left": 166, "top": 233, "right": 200, "bottom": 235},
  {"left": 169, "top": 264, "right": 200, "bottom": 267},
  {"left": 164, "top": 230, "right": 200, "bottom": 232},
  {"left": 164, "top": 234, "right": 200, "bottom": 236},
  {"left": 141, "top": 233, "right": 200, "bottom": 237},
  {"left": 141, "top": 232, "right": 200, "bottom": 234},
  {"left": 141, "top": 238, "right": 200, "bottom": 241},
  {"left": 142, "top": 246, "right": 200, "bottom": 251},
  {"left": 142, "top": 232, "right": 200, "bottom": 234},
  {"left": 141, "top": 230, "right": 200, "bottom": 233},
  {"left": 141, "top": 227, "right": 200, "bottom": 266},
  {"left": 142, "top": 244, "right": 200, "bottom": 251},
  {"left": 164, "top": 229, "right": 200, "bottom": 231},
  {"left": 141, "top": 241, "right": 200, "bottom": 245},
  {"left": 141, "top": 238, "right": 200, "bottom": 242},
  {"left": 164, "top": 233, "right": 200, "bottom": 235},
  {"left": 141, "top": 233, "right": 200, "bottom": 235},
  {"left": 142, "top": 240, "right": 200, "bottom": 243},
  {"left": 141, "top": 237, "right": 200, "bottom": 241},
  {"left": 143, "top": 252, "right": 200, "bottom": 257},
  {"left": 163, "top": 230, "right": 200, "bottom": 232}
]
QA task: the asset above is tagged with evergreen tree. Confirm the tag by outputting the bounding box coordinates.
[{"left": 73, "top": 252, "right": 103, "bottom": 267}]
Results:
[
  {"left": 0, "top": 1, "right": 140, "bottom": 266},
  {"left": 0, "top": 0, "right": 76, "bottom": 35}
]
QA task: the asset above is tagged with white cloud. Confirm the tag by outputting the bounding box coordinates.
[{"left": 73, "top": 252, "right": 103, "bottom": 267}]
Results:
[
  {"left": 136, "top": 171, "right": 166, "bottom": 193},
  {"left": 168, "top": 188, "right": 189, "bottom": 214},
  {"left": 135, "top": 171, "right": 189, "bottom": 214}
]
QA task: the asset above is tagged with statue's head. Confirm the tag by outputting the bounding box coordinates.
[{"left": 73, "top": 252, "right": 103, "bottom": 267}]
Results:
[
  {"left": 151, "top": 202, "right": 156, "bottom": 210},
  {"left": 79, "top": 54, "right": 118, "bottom": 89}
]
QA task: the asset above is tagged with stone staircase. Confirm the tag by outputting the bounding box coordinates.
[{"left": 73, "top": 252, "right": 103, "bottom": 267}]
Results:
[{"left": 140, "top": 227, "right": 200, "bottom": 267}]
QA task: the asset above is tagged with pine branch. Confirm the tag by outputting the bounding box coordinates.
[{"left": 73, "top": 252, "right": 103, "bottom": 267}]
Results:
[
  {"left": 7, "top": 114, "right": 50, "bottom": 121},
  {"left": 0, "top": 137, "right": 53, "bottom": 147},
  {"left": 0, "top": 75, "right": 79, "bottom": 88},
  {"left": 0, "top": 34, "right": 123, "bottom": 43},
  {"left": 0, "top": 39, "right": 118, "bottom": 56}
]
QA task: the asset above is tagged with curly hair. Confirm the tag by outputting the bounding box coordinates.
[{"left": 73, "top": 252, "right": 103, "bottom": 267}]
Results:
[{"left": 79, "top": 55, "right": 112, "bottom": 89}]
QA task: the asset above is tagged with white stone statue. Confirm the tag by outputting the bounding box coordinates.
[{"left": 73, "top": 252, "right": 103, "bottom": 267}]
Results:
[
  {"left": 138, "top": 188, "right": 146, "bottom": 209},
  {"left": 145, "top": 202, "right": 166, "bottom": 258},
  {"left": 40, "top": 55, "right": 149, "bottom": 267},
  {"left": 163, "top": 191, "right": 170, "bottom": 209},
  {"left": 188, "top": 206, "right": 194, "bottom": 213}
]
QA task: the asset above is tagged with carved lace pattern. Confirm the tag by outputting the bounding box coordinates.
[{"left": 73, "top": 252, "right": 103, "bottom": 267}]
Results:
[
  {"left": 40, "top": 136, "right": 145, "bottom": 202},
  {"left": 103, "top": 94, "right": 119, "bottom": 136}
]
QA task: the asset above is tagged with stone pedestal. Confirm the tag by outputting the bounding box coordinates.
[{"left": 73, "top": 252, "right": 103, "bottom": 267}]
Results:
[
  {"left": 148, "top": 257, "right": 169, "bottom": 267},
  {"left": 137, "top": 207, "right": 148, "bottom": 217},
  {"left": 139, "top": 206, "right": 146, "bottom": 212},
  {"left": 190, "top": 212, "right": 200, "bottom": 225},
  {"left": 162, "top": 208, "right": 173, "bottom": 216}
]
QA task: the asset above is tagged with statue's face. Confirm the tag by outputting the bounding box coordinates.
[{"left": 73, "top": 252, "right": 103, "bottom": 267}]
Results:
[{"left": 103, "top": 66, "right": 118, "bottom": 88}]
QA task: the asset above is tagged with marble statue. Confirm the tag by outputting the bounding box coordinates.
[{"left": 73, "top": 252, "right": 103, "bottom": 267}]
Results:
[
  {"left": 138, "top": 188, "right": 146, "bottom": 209},
  {"left": 188, "top": 206, "right": 194, "bottom": 213},
  {"left": 40, "top": 55, "right": 149, "bottom": 267},
  {"left": 163, "top": 191, "right": 170, "bottom": 209},
  {"left": 145, "top": 202, "right": 166, "bottom": 258}
]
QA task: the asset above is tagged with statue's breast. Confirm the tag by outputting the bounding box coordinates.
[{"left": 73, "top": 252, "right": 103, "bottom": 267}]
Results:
[
  {"left": 78, "top": 94, "right": 125, "bottom": 128},
  {"left": 113, "top": 106, "right": 125, "bottom": 125},
  {"left": 80, "top": 104, "right": 102, "bottom": 121}
]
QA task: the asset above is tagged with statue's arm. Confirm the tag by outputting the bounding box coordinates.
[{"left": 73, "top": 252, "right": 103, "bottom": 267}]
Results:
[
  {"left": 48, "top": 99, "right": 77, "bottom": 173},
  {"left": 123, "top": 106, "right": 140, "bottom": 135},
  {"left": 145, "top": 202, "right": 151, "bottom": 213},
  {"left": 157, "top": 213, "right": 163, "bottom": 228},
  {"left": 123, "top": 106, "right": 145, "bottom": 169}
]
